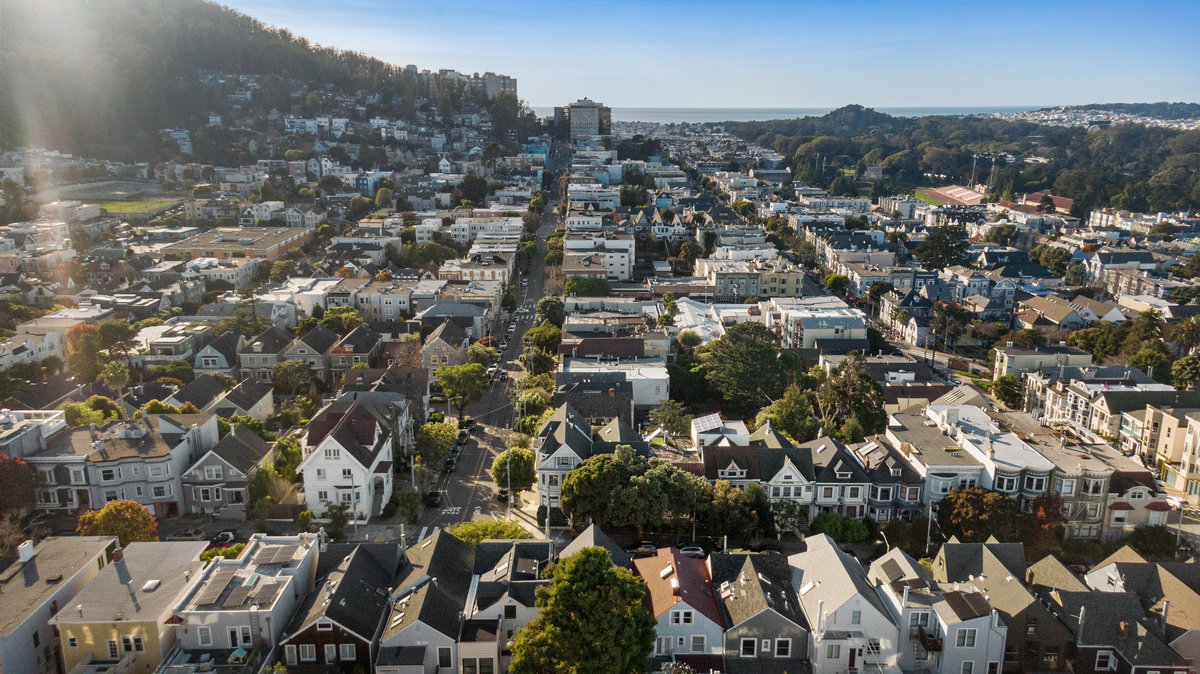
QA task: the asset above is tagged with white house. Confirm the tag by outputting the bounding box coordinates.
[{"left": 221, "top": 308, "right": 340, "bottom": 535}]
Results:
[{"left": 298, "top": 401, "right": 395, "bottom": 522}]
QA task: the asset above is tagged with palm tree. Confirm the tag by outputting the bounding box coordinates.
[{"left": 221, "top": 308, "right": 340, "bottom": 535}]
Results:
[
  {"left": 1172, "top": 316, "right": 1200, "bottom": 355},
  {"left": 99, "top": 362, "right": 130, "bottom": 415}
]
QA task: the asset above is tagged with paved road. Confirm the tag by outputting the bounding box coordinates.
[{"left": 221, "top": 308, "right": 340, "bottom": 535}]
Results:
[{"left": 412, "top": 140, "right": 569, "bottom": 532}]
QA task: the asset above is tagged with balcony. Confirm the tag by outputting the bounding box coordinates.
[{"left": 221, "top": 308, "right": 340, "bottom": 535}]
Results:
[
  {"left": 70, "top": 652, "right": 135, "bottom": 674},
  {"left": 917, "top": 626, "right": 943, "bottom": 652}
]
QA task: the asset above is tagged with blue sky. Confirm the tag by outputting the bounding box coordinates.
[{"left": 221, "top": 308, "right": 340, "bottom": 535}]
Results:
[{"left": 221, "top": 0, "right": 1199, "bottom": 108}]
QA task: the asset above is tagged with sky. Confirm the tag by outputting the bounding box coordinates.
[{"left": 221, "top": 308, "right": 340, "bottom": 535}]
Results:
[{"left": 220, "top": 0, "right": 1200, "bottom": 109}]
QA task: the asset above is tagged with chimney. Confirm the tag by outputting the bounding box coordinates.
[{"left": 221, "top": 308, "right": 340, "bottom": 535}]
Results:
[
  {"left": 1119, "top": 620, "right": 1129, "bottom": 638},
  {"left": 112, "top": 547, "right": 124, "bottom": 563},
  {"left": 17, "top": 540, "right": 35, "bottom": 564},
  {"left": 1162, "top": 600, "right": 1169, "bottom": 632},
  {"left": 902, "top": 584, "right": 910, "bottom": 607}
]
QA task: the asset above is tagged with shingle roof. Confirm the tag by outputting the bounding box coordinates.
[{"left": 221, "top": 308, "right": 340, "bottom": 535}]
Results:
[
  {"left": 559, "top": 524, "right": 630, "bottom": 567},
  {"left": 710, "top": 552, "right": 807, "bottom": 630},
  {"left": 304, "top": 400, "right": 393, "bottom": 468},
  {"left": 217, "top": 379, "right": 273, "bottom": 414},
  {"left": 209, "top": 424, "right": 273, "bottom": 473},
  {"left": 240, "top": 325, "right": 294, "bottom": 355},
  {"left": 287, "top": 542, "right": 401, "bottom": 642},
  {"left": 295, "top": 323, "right": 339, "bottom": 354},
  {"left": 633, "top": 547, "right": 724, "bottom": 628},
  {"left": 172, "top": 374, "right": 226, "bottom": 410}
]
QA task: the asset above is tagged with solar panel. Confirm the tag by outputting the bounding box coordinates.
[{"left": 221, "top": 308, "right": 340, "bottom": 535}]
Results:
[
  {"left": 253, "top": 581, "right": 282, "bottom": 606},
  {"left": 194, "top": 568, "right": 237, "bottom": 607},
  {"left": 256, "top": 545, "right": 301, "bottom": 565},
  {"left": 223, "top": 586, "right": 253, "bottom": 608},
  {"left": 692, "top": 413, "right": 723, "bottom": 433}
]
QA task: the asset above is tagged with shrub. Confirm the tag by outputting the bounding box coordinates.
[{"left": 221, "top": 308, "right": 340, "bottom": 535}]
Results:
[
  {"left": 200, "top": 543, "right": 245, "bottom": 562},
  {"left": 811, "top": 512, "right": 868, "bottom": 543}
]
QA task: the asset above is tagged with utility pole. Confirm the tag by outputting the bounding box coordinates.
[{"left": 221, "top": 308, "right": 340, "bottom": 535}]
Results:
[{"left": 925, "top": 500, "right": 934, "bottom": 556}]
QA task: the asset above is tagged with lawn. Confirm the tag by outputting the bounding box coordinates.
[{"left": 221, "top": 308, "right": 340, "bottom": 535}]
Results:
[
  {"left": 914, "top": 189, "right": 947, "bottom": 206},
  {"left": 91, "top": 198, "right": 181, "bottom": 214}
]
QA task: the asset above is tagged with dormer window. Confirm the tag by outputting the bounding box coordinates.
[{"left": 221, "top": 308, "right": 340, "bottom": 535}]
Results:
[{"left": 837, "top": 471, "right": 851, "bottom": 480}]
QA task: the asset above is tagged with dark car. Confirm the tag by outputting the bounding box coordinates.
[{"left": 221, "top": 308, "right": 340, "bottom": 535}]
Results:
[
  {"left": 459, "top": 418, "right": 477, "bottom": 430},
  {"left": 423, "top": 491, "right": 443, "bottom": 507},
  {"left": 496, "top": 488, "right": 509, "bottom": 502},
  {"left": 627, "top": 542, "right": 657, "bottom": 558},
  {"left": 210, "top": 530, "right": 236, "bottom": 546},
  {"left": 448, "top": 446, "right": 462, "bottom": 460},
  {"left": 443, "top": 457, "right": 458, "bottom": 473}
]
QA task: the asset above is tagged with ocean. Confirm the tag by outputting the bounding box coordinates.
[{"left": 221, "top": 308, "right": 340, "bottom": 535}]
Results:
[{"left": 531, "top": 106, "right": 1043, "bottom": 124}]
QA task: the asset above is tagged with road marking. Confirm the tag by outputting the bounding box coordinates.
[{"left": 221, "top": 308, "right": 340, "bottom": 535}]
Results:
[{"left": 441, "top": 506, "right": 462, "bottom": 516}]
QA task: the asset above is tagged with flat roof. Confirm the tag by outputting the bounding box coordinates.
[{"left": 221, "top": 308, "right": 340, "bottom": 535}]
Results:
[
  {"left": 887, "top": 410, "right": 983, "bottom": 468},
  {"left": 0, "top": 537, "right": 116, "bottom": 635},
  {"left": 52, "top": 542, "right": 208, "bottom": 624}
]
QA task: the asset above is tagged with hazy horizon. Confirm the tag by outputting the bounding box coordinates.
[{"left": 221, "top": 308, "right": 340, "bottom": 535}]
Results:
[{"left": 218, "top": 0, "right": 1199, "bottom": 109}]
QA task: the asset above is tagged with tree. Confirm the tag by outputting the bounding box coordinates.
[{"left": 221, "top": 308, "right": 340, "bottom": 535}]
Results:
[
  {"left": 324, "top": 502, "right": 349, "bottom": 540},
  {"left": 415, "top": 422, "right": 457, "bottom": 466},
  {"left": 701, "top": 322, "right": 788, "bottom": 414},
  {"left": 648, "top": 399, "right": 692, "bottom": 436},
  {"left": 1171, "top": 317, "right": 1200, "bottom": 355},
  {"left": 913, "top": 223, "right": 969, "bottom": 269},
  {"left": 1172, "top": 355, "right": 1200, "bottom": 389},
  {"left": 0, "top": 454, "right": 38, "bottom": 516},
  {"left": 938, "top": 488, "right": 1021, "bottom": 542},
  {"left": 534, "top": 295, "right": 564, "bottom": 326},
  {"left": 1027, "top": 491, "right": 1066, "bottom": 554},
  {"left": 817, "top": 351, "right": 886, "bottom": 439},
  {"left": 522, "top": 324, "right": 562, "bottom": 353},
  {"left": 992, "top": 374, "right": 1024, "bottom": 409},
  {"left": 755, "top": 383, "right": 821, "bottom": 443},
  {"left": 321, "top": 306, "right": 363, "bottom": 335},
  {"left": 676, "top": 330, "right": 702, "bottom": 351},
  {"left": 437, "top": 363, "right": 489, "bottom": 420},
  {"left": 68, "top": 333, "right": 102, "bottom": 383},
  {"left": 1126, "top": 525, "right": 1178, "bottom": 559},
  {"left": 1130, "top": 343, "right": 1173, "bottom": 383},
  {"left": 1011, "top": 328, "right": 1047, "bottom": 349},
  {"left": 269, "top": 259, "right": 297, "bottom": 282},
  {"left": 272, "top": 360, "right": 314, "bottom": 394},
  {"left": 563, "top": 277, "right": 611, "bottom": 297},
  {"left": 97, "top": 319, "right": 136, "bottom": 354},
  {"left": 771, "top": 499, "right": 808, "bottom": 536},
  {"left": 447, "top": 519, "right": 533, "bottom": 545},
  {"left": 99, "top": 361, "right": 130, "bottom": 406},
  {"left": 491, "top": 447, "right": 536, "bottom": 497},
  {"left": 561, "top": 454, "right": 625, "bottom": 527},
  {"left": 76, "top": 500, "right": 158, "bottom": 546},
  {"left": 509, "top": 547, "right": 655, "bottom": 674},
  {"left": 699, "top": 479, "right": 756, "bottom": 539},
  {"left": 811, "top": 511, "right": 869, "bottom": 543},
  {"left": 824, "top": 273, "right": 850, "bottom": 295},
  {"left": 467, "top": 342, "right": 498, "bottom": 366}
]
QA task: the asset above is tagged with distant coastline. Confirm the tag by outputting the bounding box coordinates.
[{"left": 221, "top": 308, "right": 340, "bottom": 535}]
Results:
[{"left": 531, "top": 106, "right": 1044, "bottom": 124}]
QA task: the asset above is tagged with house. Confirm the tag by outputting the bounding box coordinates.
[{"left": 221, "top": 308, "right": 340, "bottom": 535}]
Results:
[
  {"left": 790, "top": 533, "right": 899, "bottom": 673},
  {"left": 298, "top": 401, "right": 395, "bottom": 522},
  {"left": 49, "top": 542, "right": 209, "bottom": 674},
  {"left": 161, "top": 533, "right": 320, "bottom": 672},
  {"left": 181, "top": 424, "right": 274, "bottom": 519},
  {"left": 806, "top": 437, "right": 872, "bottom": 520},
  {"left": 421, "top": 320, "right": 468, "bottom": 375},
  {"left": 0, "top": 536, "right": 117, "bottom": 674},
  {"left": 533, "top": 403, "right": 650, "bottom": 510},
  {"left": 1104, "top": 472, "right": 1175, "bottom": 540},
  {"left": 709, "top": 552, "right": 809, "bottom": 666},
  {"left": 375, "top": 529, "right": 473, "bottom": 674},
  {"left": 1017, "top": 295, "right": 1089, "bottom": 330},
  {"left": 688, "top": 421, "right": 816, "bottom": 508},
  {"left": 280, "top": 542, "right": 403, "bottom": 671},
  {"left": 633, "top": 547, "right": 725, "bottom": 661},
  {"left": 1043, "top": 589, "right": 1189, "bottom": 674},
  {"left": 1083, "top": 546, "right": 1200, "bottom": 668},
  {"left": 460, "top": 539, "right": 555, "bottom": 673},
  {"left": 869, "top": 547, "right": 1008, "bottom": 674},
  {"left": 281, "top": 324, "right": 340, "bottom": 381},
  {"left": 239, "top": 326, "right": 295, "bottom": 381},
  {"left": 194, "top": 332, "right": 245, "bottom": 377},
  {"left": 210, "top": 379, "right": 275, "bottom": 419},
  {"left": 330, "top": 325, "right": 383, "bottom": 375},
  {"left": 167, "top": 374, "right": 228, "bottom": 412},
  {"left": 558, "top": 522, "right": 630, "bottom": 567},
  {"left": 933, "top": 538, "right": 1075, "bottom": 672},
  {"left": 992, "top": 343, "right": 1093, "bottom": 380}
]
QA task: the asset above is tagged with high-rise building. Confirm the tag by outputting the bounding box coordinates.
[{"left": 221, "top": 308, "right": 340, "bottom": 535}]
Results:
[{"left": 565, "top": 98, "right": 611, "bottom": 137}]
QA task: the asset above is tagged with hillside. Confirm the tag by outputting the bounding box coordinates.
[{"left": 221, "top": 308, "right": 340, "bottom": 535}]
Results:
[
  {"left": 1042, "top": 102, "right": 1200, "bottom": 120},
  {"left": 0, "top": 0, "right": 425, "bottom": 158}
]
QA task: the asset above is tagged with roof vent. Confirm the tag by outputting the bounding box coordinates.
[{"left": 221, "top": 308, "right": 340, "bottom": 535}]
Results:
[{"left": 142, "top": 579, "right": 161, "bottom": 592}]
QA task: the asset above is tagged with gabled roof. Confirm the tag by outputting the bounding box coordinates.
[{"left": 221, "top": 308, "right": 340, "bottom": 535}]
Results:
[
  {"left": 423, "top": 320, "right": 467, "bottom": 350},
  {"left": 790, "top": 534, "right": 893, "bottom": 625},
  {"left": 559, "top": 524, "right": 630, "bottom": 567},
  {"left": 535, "top": 403, "right": 593, "bottom": 465},
  {"left": 385, "top": 530, "right": 474, "bottom": 640},
  {"left": 633, "top": 547, "right": 723, "bottom": 628},
  {"left": 802, "top": 437, "right": 870, "bottom": 483},
  {"left": 710, "top": 552, "right": 808, "bottom": 630},
  {"left": 171, "top": 374, "right": 226, "bottom": 410},
  {"left": 335, "top": 324, "right": 383, "bottom": 353},
  {"left": 293, "top": 323, "right": 339, "bottom": 354},
  {"left": 216, "top": 379, "right": 273, "bottom": 414},
  {"left": 304, "top": 400, "right": 393, "bottom": 468},
  {"left": 1050, "top": 590, "right": 1186, "bottom": 668},
  {"left": 239, "top": 325, "right": 294, "bottom": 355},
  {"left": 936, "top": 537, "right": 1027, "bottom": 582},
  {"left": 207, "top": 424, "right": 272, "bottom": 474},
  {"left": 287, "top": 542, "right": 402, "bottom": 643},
  {"left": 200, "top": 331, "right": 243, "bottom": 362}
]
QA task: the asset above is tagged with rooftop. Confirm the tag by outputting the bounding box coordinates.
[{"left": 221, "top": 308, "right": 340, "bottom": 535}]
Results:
[
  {"left": 0, "top": 536, "right": 116, "bottom": 635},
  {"left": 51, "top": 542, "right": 208, "bottom": 624}
]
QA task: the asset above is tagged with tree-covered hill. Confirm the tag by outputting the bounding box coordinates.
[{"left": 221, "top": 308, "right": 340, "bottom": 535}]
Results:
[
  {"left": 0, "top": 0, "right": 428, "bottom": 158},
  {"left": 1044, "top": 102, "right": 1200, "bottom": 120},
  {"left": 725, "top": 105, "right": 1200, "bottom": 215}
]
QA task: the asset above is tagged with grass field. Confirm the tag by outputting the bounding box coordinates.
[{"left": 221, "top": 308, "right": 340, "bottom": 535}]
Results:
[
  {"left": 92, "top": 198, "right": 181, "bottom": 214},
  {"left": 914, "top": 189, "right": 947, "bottom": 206}
]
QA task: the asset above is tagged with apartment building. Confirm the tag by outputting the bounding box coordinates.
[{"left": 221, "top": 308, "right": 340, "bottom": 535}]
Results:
[
  {"left": 163, "top": 227, "right": 314, "bottom": 262},
  {"left": 563, "top": 232, "right": 634, "bottom": 281}
]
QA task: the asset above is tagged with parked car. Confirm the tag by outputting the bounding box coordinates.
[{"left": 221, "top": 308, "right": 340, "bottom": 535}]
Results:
[
  {"left": 168, "top": 527, "right": 206, "bottom": 541},
  {"left": 487, "top": 365, "right": 499, "bottom": 378},
  {"left": 459, "top": 418, "right": 477, "bottom": 430},
  {"left": 423, "top": 491, "right": 443, "bottom": 507},
  {"left": 496, "top": 488, "right": 509, "bottom": 502},
  {"left": 679, "top": 546, "right": 707, "bottom": 559},
  {"left": 210, "top": 530, "right": 237, "bottom": 546},
  {"left": 449, "top": 446, "right": 462, "bottom": 460},
  {"left": 498, "top": 341, "right": 509, "bottom": 351},
  {"left": 508, "top": 322, "right": 516, "bottom": 332},
  {"left": 443, "top": 457, "right": 458, "bottom": 473},
  {"left": 627, "top": 542, "right": 657, "bottom": 558},
  {"left": 499, "top": 371, "right": 508, "bottom": 381}
]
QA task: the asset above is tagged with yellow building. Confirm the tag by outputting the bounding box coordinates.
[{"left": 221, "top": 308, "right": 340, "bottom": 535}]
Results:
[{"left": 49, "top": 542, "right": 207, "bottom": 673}]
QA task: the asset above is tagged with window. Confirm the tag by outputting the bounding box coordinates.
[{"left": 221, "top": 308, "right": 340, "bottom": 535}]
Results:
[
  {"left": 1026, "top": 619, "right": 1037, "bottom": 634},
  {"left": 204, "top": 466, "right": 222, "bottom": 480},
  {"left": 741, "top": 638, "right": 756, "bottom": 657},
  {"left": 39, "top": 469, "right": 55, "bottom": 485},
  {"left": 996, "top": 475, "right": 1017, "bottom": 491},
  {"left": 1025, "top": 476, "right": 1046, "bottom": 492},
  {"left": 464, "top": 659, "right": 478, "bottom": 674},
  {"left": 988, "top": 662, "right": 1000, "bottom": 674},
  {"left": 962, "top": 663, "right": 974, "bottom": 674},
  {"left": 1005, "top": 644, "right": 1018, "bottom": 661},
  {"left": 32, "top": 631, "right": 39, "bottom": 647},
  {"left": 68, "top": 636, "right": 78, "bottom": 648},
  {"left": 340, "top": 644, "right": 356, "bottom": 660},
  {"left": 1058, "top": 479, "right": 1075, "bottom": 495},
  {"left": 1113, "top": 511, "right": 1128, "bottom": 525},
  {"left": 846, "top": 486, "right": 862, "bottom": 499},
  {"left": 1129, "top": 490, "right": 1144, "bottom": 500},
  {"left": 342, "top": 468, "right": 353, "bottom": 479},
  {"left": 826, "top": 644, "right": 841, "bottom": 659},
  {"left": 148, "top": 464, "right": 164, "bottom": 477},
  {"left": 132, "top": 635, "right": 144, "bottom": 652},
  {"left": 821, "top": 486, "right": 835, "bottom": 499},
  {"left": 1095, "top": 651, "right": 1115, "bottom": 671},
  {"left": 438, "top": 647, "right": 452, "bottom": 668},
  {"left": 317, "top": 621, "right": 333, "bottom": 631},
  {"left": 851, "top": 610, "right": 862, "bottom": 625},
  {"left": 122, "top": 636, "right": 134, "bottom": 653},
  {"left": 325, "top": 644, "right": 337, "bottom": 663},
  {"left": 108, "top": 640, "right": 119, "bottom": 659},
  {"left": 324, "top": 447, "right": 340, "bottom": 460},
  {"left": 504, "top": 604, "right": 517, "bottom": 619},
  {"left": 670, "top": 610, "right": 693, "bottom": 625},
  {"left": 775, "top": 638, "right": 790, "bottom": 657},
  {"left": 1042, "top": 647, "right": 1059, "bottom": 668},
  {"left": 198, "top": 627, "right": 212, "bottom": 646},
  {"left": 956, "top": 628, "right": 977, "bottom": 648},
  {"left": 152, "top": 486, "right": 167, "bottom": 498},
  {"left": 284, "top": 645, "right": 297, "bottom": 665},
  {"left": 100, "top": 468, "right": 120, "bottom": 481},
  {"left": 299, "top": 644, "right": 316, "bottom": 662},
  {"left": 318, "top": 490, "right": 328, "bottom": 502},
  {"left": 867, "top": 638, "right": 881, "bottom": 655},
  {"left": 70, "top": 468, "right": 86, "bottom": 484}
]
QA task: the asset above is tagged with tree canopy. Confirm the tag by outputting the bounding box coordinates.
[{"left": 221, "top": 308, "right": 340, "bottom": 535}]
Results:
[{"left": 76, "top": 499, "right": 158, "bottom": 546}]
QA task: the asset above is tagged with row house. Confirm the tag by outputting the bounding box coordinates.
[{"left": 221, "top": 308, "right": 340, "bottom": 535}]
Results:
[
  {"left": 180, "top": 424, "right": 274, "bottom": 520},
  {"left": 884, "top": 408, "right": 987, "bottom": 507},
  {"left": 534, "top": 403, "right": 650, "bottom": 510},
  {"left": 1167, "top": 409, "right": 1200, "bottom": 505},
  {"left": 710, "top": 551, "right": 810, "bottom": 666},
  {"left": 805, "top": 436, "right": 872, "bottom": 519},
  {"left": 636, "top": 547, "right": 726, "bottom": 662},
  {"left": 562, "top": 232, "right": 635, "bottom": 282},
  {"left": 686, "top": 420, "right": 817, "bottom": 506}
]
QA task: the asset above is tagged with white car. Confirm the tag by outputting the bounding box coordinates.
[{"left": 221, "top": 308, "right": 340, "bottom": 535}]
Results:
[
  {"left": 508, "top": 323, "right": 516, "bottom": 332},
  {"left": 499, "top": 341, "right": 509, "bottom": 351},
  {"left": 486, "top": 365, "right": 499, "bottom": 377}
]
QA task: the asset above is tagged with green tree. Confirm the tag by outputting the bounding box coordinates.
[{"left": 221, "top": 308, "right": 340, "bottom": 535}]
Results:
[
  {"left": 99, "top": 361, "right": 130, "bottom": 406},
  {"left": 323, "top": 502, "right": 349, "bottom": 540},
  {"left": 508, "top": 547, "right": 655, "bottom": 674},
  {"left": 1126, "top": 525, "right": 1178, "bottom": 559},
  {"left": 824, "top": 273, "right": 850, "bottom": 295},
  {"left": 1130, "top": 343, "right": 1173, "bottom": 383},
  {"left": 436, "top": 363, "right": 489, "bottom": 420},
  {"left": 491, "top": 447, "right": 536, "bottom": 497},
  {"left": 269, "top": 259, "right": 297, "bottom": 282},
  {"left": 648, "top": 399, "right": 692, "bottom": 436},
  {"left": 272, "top": 360, "right": 314, "bottom": 394},
  {"left": 447, "top": 519, "right": 533, "bottom": 545},
  {"left": 992, "top": 374, "right": 1024, "bottom": 409},
  {"left": 561, "top": 454, "right": 625, "bottom": 527},
  {"left": 700, "top": 479, "right": 756, "bottom": 539},
  {"left": 467, "top": 342, "right": 499, "bottom": 366},
  {"left": 415, "top": 422, "right": 458, "bottom": 466},
  {"left": 1172, "top": 317, "right": 1200, "bottom": 355},
  {"left": 771, "top": 499, "right": 809, "bottom": 536},
  {"left": 701, "top": 322, "right": 788, "bottom": 414},
  {"left": 817, "top": 351, "right": 886, "bottom": 438},
  {"left": 938, "top": 487, "right": 1022, "bottom": 542},
  {"left": 1011, "top": 328, "right": 1047, "bottom": 350},
  {"left": 522, "top": 324, "right": 562, "bottom": 353},
  {"left": 811, "top": 511, "right": 868, "bottom": 543},
  {"left": 321, "top": 306, "right": 363, "bottom": 335},
  {"left": 755, "top": 383, "right": 821, "bottom": 443},
  {"left": 534, "top": 295, "right": 564, "bottom": 326},
  {"left": 76, "top": 499, "right": 158, "bottom": 546},
  {"left": 1172, "top": 354, "right": 1200, "bottom": 389},
  {"left": 68, "top": 333, "right": 102, "bottom": 383},
  {"left": 676, "top": 330, "right": 702, "bottom": 351},
  {"left": 913, "top": 223, "right": 969, "bottom": 269}
]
